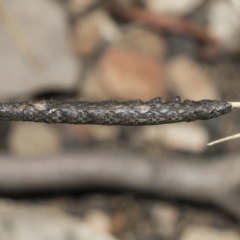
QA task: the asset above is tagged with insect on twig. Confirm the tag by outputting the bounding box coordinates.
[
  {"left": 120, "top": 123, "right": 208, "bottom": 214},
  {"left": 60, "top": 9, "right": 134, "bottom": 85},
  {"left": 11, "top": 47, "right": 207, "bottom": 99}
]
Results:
[
  {"left": 0, "top": 97, "right": 237, "bottom": 146},
  {"left": 0, "top": 97, "right": 232, "bottom": 125}
]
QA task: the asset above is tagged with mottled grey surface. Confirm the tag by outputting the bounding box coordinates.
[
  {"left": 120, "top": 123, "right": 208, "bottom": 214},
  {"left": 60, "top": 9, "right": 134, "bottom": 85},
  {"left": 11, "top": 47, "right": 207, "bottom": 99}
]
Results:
[{"left": 0, "top": 97, "right": 232, "bottom": 125}]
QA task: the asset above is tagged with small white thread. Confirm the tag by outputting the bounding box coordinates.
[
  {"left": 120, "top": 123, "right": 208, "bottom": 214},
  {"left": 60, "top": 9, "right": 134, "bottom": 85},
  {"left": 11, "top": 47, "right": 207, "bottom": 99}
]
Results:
[{"left": 207, "top": 133, "right": 240, "bottom": 146}]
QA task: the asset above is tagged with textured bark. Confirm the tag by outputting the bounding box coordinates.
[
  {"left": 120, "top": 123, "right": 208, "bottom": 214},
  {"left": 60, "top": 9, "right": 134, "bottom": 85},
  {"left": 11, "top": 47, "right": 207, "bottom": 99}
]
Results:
[
  {"left": 0, "top": 97, "right": 232, "bottom": 125},
  {"left": 0, "top": 151, "right": 240, "bottom": 219}
]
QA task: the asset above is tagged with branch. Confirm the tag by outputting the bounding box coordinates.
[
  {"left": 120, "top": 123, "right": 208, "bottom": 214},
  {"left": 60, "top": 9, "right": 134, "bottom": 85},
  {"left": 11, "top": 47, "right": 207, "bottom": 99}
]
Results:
[
  {"left": 0, "top": 97, "right": 232, "bottom": 125},
  {"left": 107, "top": 4, "right": 218, "bottom": 46},
  {"left": 0, "top": 151, "right": 240, "bottom": 219}
]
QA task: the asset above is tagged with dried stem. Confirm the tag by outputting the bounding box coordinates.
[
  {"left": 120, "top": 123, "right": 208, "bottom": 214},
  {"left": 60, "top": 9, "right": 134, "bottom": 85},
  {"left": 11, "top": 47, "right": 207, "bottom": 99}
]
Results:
[
  {"left": 228, "top": 102, "right": 240, "bottom": 109},
  {"left": 208, "top": 133, "right": 240, "bottom": 146},
  {"left": 107, "top": 3, "right": 218, "bottom": 46}
]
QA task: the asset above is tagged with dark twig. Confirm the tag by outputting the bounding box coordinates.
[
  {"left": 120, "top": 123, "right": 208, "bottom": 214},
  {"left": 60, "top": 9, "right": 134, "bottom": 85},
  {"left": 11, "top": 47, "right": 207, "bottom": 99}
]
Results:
[
  {"left": 107, "top": 4, "right": 218, "bottom": 46},
  {"left": 0, "top": 97, "right": 231, "bottom": 125},
  {"left": 0, "top": 151, "right": 240, "bottom": 219}
]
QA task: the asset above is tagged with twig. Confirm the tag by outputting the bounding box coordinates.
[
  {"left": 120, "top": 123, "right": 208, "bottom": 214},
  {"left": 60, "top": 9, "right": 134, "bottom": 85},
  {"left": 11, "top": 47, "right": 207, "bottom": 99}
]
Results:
[
  {"left": 0, "top": 97, "right": 231, "bottom": 125},
  {"left": 107, "top": 4, "right": 218, "bottom": 46},
  {"left": 0, "top": 150, "right": 240, "bottom": 220},
  {"left": 228, "top": 102, "right": 240, "bottom": 109}
]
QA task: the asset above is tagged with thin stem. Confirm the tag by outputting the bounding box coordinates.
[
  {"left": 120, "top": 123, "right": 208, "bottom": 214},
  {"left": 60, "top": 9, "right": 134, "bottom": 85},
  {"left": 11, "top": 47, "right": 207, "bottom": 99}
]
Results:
[
  {"left": 228, "top": 102, "right": 240, "bottom": 109},
  {"left": 207, "top": 133, "right": 240, "bottom": 146}
]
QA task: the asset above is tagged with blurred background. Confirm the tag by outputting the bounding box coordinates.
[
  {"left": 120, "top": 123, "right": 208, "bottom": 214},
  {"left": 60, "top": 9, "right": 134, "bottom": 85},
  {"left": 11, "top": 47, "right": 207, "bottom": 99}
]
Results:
[{"left": 0, "top": 0, "right": 240, "bottom": 239}]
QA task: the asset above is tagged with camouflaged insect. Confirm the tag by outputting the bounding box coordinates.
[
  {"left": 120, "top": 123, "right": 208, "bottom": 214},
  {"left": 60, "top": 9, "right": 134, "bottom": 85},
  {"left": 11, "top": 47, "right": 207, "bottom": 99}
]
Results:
[{"left": 0, "top": 97, "right": 232, "bottom": 125}]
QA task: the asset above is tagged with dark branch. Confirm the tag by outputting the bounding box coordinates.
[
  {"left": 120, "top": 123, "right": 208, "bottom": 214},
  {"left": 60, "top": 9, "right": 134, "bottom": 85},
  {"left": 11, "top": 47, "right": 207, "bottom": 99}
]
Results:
[
  {"left": 0, "top": 151, "right": 240, "bottom": 219},
  {"left": 0, "top": 97, "right": 232, "bottom": 125}
]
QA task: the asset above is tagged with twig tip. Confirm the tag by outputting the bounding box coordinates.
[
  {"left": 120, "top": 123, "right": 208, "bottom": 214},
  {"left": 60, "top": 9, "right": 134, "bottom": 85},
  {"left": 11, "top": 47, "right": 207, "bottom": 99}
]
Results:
[{"left": 229, "top": 102, "right": 240, "bottom": 109}]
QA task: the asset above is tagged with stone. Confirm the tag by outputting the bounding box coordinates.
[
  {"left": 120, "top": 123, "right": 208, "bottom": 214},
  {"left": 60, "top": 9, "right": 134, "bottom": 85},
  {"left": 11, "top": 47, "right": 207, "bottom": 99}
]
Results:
[
  {"left": 8, "top": 122, "right": 61, "bottom": 157},
  {"left": 111, "top": 212, "right": 127, "bottom": 235},
  {"left": 121, "top": 26, "right": 167, "bottom": 59},
  {"left": 84, "top": 209, "right": 112, "bottom": 233},
  {"left": 180, "top": 225, "right": 240, "bottom": 240},
  {"left": 132, "top": 122, "right": 209, "bottom": 153},
  {"left": 72, "top": 12, "right": 102, "bottom": 56},
  {"left": 87, "top": 126, "right": 120, "bottom": 142},
  {"left": 231, "top": 0, "right": 240, "bottom": 12},
  {"left": 0, "top": 0, "right": 79, "bottom": 100},
  {"left": 144, "top": 0, "right": 204, "bottom": 16},
  {"left": 73, "top": 10, "right": 121, "bottom": 56},
  {"left": 67, "top": 0, "right": 97, "bottom": 15},
  {"left": 81, "top": 70, "right": 109, "bottom": 101},
  {"left": 151, "top": 203, "right": 179, "bottom": 237},
  {"left": 62, "top": 124, "right": 120, "bottom": 145},
  {"left": 208, "top": 1, "right": 240, "bottom": 52},
  {"left": 82, "top": 46, "right": 166, "bottom": 101},
  {"left": 0, "top": 199, "right": 118, "bottom": 240},
  {"left": 166, "top": 56, "right": 219, "bottom": 100}
]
